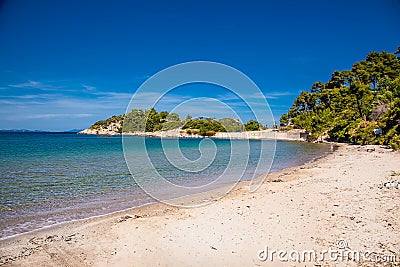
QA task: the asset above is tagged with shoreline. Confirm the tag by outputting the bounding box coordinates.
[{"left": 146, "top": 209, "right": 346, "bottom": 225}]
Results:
[
  {"left": 78, "top": 129, "right": 308, "bottom": 142},
  {"left": 1, "top": 144, "right": 399, "bottom": 266},
  {"left": 0, "top": 141, "right": 332, "bottom": 242}
]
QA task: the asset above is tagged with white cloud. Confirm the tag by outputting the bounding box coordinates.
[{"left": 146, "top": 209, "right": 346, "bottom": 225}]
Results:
[
  {"left": 0, "top": 77, "right": 294, "bottom": 130},
  {"left": 26, "top": 113, "right": 93, "bottom": 119},
  {"left": 82, "top": 84, "right": 96, "bottom": 91},
  {"left": 7, "top": 80, "right": 67, "bottom": 91},
  {"left": 0, "top": 93, "right": 59, "bottom": 99},
  {"left": 264, "top": 91, "right": 296, "bottom": 99},
  {"left": 95, "top": 91, "right": 133, "bottom": 99},
  {"left": 0, "top": 99, "right": 46, "bottom": 105},
  {"left": 8, "top": 80, "right": 42, "bottom": 88}
]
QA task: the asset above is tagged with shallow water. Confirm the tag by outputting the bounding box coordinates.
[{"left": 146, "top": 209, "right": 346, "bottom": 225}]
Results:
[{"left": 0, "top": 132, "right": 329, "bottom": 239}]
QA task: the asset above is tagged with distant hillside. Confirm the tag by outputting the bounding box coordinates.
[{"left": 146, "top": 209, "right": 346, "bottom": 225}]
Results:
[
  {"left": 0, "top": 129, "right": 49, "bottom": 133},
  {"left": 63, "top": 129, "right": 84, "bottom": 133},
  {"left": 80, "top": 108, "right": 265, "bottom": 136}
]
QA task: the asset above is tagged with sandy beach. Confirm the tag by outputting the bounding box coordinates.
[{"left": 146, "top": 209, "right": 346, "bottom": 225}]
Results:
[{"left": 1, "top": 144, "right": 399, "bottom": 266}]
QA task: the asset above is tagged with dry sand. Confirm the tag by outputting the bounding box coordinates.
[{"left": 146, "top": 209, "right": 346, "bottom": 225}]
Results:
[{"left": 1, "top": 144, "right": 399, "bottom": 266}]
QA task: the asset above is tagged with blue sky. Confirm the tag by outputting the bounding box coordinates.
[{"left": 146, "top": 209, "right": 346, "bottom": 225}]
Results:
[{"left": 0, "top": 0, "right": 399, "bottom": 131}]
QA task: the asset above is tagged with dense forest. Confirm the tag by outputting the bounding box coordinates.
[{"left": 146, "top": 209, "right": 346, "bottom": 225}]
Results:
[
  {"left": 280, "top": 48, "right": 400, "bottom": 149},
  {"left": 89, "top": 108, "right": 263, "bottom": 136}
]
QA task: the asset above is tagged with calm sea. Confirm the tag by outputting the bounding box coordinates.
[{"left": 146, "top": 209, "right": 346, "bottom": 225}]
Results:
[{"left": 0, "top": 132, "right": 330, "bottom": 239}]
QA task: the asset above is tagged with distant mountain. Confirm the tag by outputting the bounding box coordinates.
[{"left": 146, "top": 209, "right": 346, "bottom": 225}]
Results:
[
  {"left": 63, "top": 129, "right": 84, "bottom": 133},
  {"left": 0, "top": 129, "right": 84, "bottom": 133},
  {"left": 0, "top": 129, "right": 49, "bottom": 133}
]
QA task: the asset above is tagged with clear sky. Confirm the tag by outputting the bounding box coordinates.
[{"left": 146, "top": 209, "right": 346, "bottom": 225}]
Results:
[{"left": 0, "top": 0, "right": 399, "bottom": 131}]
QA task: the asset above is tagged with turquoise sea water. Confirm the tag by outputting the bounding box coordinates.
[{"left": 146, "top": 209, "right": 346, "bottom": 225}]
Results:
[{"left": 0, "top": 132, "right": 330, "bottom": 239}]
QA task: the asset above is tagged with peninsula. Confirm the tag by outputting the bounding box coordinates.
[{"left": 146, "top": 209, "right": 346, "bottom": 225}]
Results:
[{"left": 79, "top": 49, "right": 400, "bottom": 149}]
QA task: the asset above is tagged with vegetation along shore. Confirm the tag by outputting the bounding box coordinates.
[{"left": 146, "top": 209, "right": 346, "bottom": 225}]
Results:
[{"left": 79, "top": 48, "right": 400, "bottom": 149}]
